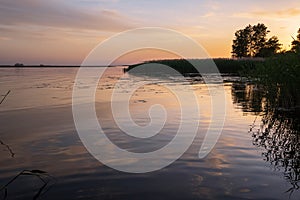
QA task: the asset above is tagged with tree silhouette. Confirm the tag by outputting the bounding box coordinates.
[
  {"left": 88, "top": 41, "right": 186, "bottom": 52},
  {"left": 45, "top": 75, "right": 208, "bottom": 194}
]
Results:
[
  {"left": 291, "top": 28, "right": 300, "bottom": 54},
  {"left": 251, "top": 23, "right": 269, "bottom": 56},
  {"left": 232, "top": 23, "right": 281, "bottom": 58},
  {"left": 232, "top": 25, "right": 252, "bottom": 58},
  {"left": 256, "top": 36, "right": 282, "bottom": 57}
]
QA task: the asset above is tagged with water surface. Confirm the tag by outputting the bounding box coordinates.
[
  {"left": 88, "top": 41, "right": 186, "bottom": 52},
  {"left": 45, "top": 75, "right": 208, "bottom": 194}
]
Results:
[{"left": 0, "top": 67, "right": 299, "bottom": 199}]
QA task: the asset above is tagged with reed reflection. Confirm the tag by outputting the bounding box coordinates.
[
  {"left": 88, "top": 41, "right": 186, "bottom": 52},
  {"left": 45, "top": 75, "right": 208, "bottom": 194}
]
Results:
[{"left": 231, "top": 81, "right": 300, "bottom": 196}]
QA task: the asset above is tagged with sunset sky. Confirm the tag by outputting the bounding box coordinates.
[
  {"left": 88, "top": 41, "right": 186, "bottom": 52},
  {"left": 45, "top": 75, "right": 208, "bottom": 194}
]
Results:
[{"left": 0, "top": 0, "right": 299, "bottom": 65}]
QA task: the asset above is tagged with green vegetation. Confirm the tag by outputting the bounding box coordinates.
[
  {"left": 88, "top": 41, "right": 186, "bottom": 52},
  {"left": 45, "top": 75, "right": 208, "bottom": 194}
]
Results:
[
  {"left": 231, "top": 28, "right": 300, "bottom": 190},
  {"left": 243, "top": 53, "right": 300, "bottom": 110},
  {"left": 126, "top": 58, "right": 263, "bottom": 75},
  {"left": 242, "top": 27, "right": 300, "bottom": 110}
]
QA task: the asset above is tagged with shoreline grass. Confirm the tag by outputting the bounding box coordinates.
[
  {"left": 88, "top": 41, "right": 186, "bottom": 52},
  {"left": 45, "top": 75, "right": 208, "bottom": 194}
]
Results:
[{"left": 125, "top": 58, "right": 264, "bottom": 75}]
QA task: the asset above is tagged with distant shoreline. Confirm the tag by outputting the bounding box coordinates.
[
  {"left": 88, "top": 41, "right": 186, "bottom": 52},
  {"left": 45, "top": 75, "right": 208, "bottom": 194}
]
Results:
[
  {"left": 125, "top": 58, "right": 265, "bottom": 75},
  {"left": 0, "top": 65, "right": 128, "bottom": 68}
]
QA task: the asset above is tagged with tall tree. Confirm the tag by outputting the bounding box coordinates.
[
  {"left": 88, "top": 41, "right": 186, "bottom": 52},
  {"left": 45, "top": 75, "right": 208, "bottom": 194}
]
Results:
[
  {"left": 232, "top": 23, "right": 280, "bottom": 58},
  {"left": 232, "top": 25, "right": 251, "bottom": 58},
  {"left": 291, "top": 28, "right": 300, "bottom": 53},
  {"left": 256, "top": 36, "right": 282, "bottom": 57},
  {"left": 251, "top": 23, "right": 269, "bottom": 57}
]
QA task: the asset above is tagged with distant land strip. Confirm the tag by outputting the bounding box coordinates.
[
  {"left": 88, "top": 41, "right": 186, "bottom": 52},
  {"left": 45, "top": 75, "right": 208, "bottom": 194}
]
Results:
[
  {"left": 0, "top": 65, "right": 127, "bottom": 68},
  {"left": 125, "top": 58, "right": 265, "bottom": 75}
]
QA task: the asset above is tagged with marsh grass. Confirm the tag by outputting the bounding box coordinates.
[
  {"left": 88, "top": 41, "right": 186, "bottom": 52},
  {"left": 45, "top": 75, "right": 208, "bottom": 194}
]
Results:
[
  {"left": 0, "top": 170, "right": 56, "bottom": 200},
  {"left": 0, "top": 90, "right": 10, "bottom": 105},
  {"left": 242, "top": 53, "right": 300, "bottom": 110},
  {"left": 231, "top": 53, "right": 300, "bottom": 197},
  {"left": 125, "top": 58, "right": 264, "bottom": 75},
  {"left": 0, "top": 91, "right": 55, "bottom": 200},
  {"left": 0, "top": 139, "right": 15, "bottom": 158}
]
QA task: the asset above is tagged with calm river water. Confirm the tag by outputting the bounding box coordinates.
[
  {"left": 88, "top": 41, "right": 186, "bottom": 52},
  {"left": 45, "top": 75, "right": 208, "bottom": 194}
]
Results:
[{"left": 0, "top": 67, "right": 299, "bottom": 199}]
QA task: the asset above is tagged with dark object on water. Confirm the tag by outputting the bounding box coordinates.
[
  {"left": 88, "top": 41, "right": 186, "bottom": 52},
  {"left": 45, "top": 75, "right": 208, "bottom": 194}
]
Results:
[{"left": 14, "top": 63, "right": 24, "bottom": 67}]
